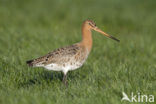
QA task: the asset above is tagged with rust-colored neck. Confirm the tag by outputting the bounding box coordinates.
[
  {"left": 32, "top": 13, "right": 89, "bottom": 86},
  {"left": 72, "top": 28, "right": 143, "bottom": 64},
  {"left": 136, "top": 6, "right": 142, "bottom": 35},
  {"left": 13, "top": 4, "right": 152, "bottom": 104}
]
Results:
[{"left": 81, "top": 24, "right": 92, "bottom": 52}]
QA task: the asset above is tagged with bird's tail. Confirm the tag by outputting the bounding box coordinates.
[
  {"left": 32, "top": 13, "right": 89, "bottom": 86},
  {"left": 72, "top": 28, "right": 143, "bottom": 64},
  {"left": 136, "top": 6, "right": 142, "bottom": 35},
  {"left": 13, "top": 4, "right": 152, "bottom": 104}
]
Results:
[{"left": 26, "top": 60, "right": 34, "bottom": 67}]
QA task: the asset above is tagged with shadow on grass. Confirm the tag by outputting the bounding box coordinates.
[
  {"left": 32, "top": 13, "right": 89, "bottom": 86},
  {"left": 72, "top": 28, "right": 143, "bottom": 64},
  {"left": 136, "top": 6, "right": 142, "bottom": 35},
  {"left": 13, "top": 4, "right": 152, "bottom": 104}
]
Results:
[
  {"left": 18, "top": 70, "right": 82, "bottom": 88},
  {"left": 18, "top": 65, "right": 90, "bottom": 88},
  {"left": 18, "top": 71, "right": 63, "bottom": 88}
]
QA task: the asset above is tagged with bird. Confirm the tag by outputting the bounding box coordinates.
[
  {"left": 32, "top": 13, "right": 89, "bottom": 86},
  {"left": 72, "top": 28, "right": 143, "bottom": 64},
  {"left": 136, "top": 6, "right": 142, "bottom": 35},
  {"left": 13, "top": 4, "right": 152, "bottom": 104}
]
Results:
[{"left": 26, "top": 20, "right": 119, "bottom": 85}]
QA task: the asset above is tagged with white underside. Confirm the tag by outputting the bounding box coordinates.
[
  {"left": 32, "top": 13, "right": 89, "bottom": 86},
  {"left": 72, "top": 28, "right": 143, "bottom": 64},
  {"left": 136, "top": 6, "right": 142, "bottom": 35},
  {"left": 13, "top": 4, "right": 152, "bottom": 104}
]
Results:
[{"left": 43, "top": 62, "right": 83, "bottom": 74}]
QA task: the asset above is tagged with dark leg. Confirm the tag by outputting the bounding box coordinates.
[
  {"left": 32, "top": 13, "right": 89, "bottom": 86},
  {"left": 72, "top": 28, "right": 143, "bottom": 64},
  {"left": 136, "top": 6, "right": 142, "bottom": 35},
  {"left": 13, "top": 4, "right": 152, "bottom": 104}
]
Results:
[{"left": 62, "top": 73, "right": 68, "bottom": 86}]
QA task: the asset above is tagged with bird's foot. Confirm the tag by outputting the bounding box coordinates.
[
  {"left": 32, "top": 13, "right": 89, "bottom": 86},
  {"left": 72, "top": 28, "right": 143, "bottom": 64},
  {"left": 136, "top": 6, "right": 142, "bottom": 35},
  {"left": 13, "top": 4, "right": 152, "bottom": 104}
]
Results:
[{"left": 62, "top": 74, "right": 68, "bottom": 87}]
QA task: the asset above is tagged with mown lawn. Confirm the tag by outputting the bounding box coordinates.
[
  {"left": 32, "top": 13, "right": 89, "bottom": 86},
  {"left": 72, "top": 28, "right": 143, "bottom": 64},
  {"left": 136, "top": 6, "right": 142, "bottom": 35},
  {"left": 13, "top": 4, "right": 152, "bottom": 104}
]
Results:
[{"left": 0, "top": 0, "right": 155, "bottom": 104}]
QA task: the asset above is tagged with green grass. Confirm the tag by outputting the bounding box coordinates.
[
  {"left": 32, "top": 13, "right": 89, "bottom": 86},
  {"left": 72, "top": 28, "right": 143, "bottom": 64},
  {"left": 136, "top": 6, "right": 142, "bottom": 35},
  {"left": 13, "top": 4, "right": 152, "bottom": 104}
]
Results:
[{"left": 0, "top": 0, "right": 156, "bottom": 104}]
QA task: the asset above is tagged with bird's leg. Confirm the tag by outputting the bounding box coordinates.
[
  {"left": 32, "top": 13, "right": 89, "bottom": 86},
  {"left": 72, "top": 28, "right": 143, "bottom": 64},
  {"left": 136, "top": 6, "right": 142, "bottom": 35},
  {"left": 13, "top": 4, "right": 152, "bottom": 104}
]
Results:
[{"left": 62, "top": 73, "right": 68, "bottom": 86}]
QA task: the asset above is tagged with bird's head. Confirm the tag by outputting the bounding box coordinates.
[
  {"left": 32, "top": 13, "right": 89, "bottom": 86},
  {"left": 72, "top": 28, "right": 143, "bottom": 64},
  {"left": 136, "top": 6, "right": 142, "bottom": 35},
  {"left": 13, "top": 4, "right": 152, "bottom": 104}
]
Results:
[
  {"left": 83, "top": 20, "right": 97, "bottom": 29},
  {"left": 83, "top": 19, "right": 120, "bottom": 42}
]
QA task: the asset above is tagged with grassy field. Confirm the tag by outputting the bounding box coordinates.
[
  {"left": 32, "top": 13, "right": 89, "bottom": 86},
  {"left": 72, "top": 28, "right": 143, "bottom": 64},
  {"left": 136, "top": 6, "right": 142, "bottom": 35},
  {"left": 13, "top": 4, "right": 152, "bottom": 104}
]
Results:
[{"left": 0, "top": 0, "right": 156, "bottom": 104}]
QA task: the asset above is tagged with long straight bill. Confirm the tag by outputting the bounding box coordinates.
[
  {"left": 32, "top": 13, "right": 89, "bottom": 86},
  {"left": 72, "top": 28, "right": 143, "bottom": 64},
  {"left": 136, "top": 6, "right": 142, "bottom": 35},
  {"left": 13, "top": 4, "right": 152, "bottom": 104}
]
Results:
[{"left": 94, "top": 28, "right": 120, "bottom": 42}]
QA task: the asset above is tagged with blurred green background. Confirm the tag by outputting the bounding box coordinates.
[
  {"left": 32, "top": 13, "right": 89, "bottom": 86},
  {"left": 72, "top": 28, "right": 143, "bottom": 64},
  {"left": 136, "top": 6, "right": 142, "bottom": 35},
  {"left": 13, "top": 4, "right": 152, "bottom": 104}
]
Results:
[{"left": 0, "top": 0, "right": 156, "bottom": 104}]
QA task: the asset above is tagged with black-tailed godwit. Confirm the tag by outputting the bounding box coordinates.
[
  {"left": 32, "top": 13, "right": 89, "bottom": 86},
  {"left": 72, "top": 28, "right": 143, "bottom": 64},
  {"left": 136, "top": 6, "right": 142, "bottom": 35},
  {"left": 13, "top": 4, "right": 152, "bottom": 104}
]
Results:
[{"left": 26, "top": 20, "right": 119, "bottom": 85}]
